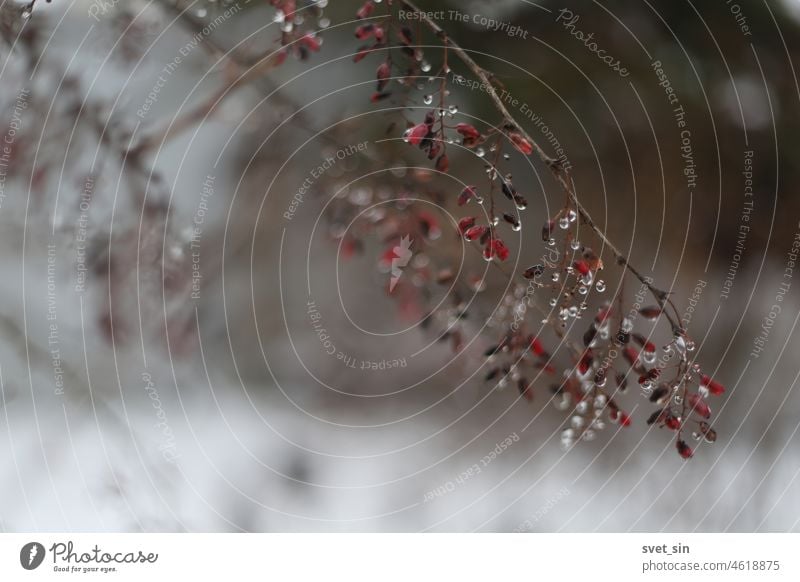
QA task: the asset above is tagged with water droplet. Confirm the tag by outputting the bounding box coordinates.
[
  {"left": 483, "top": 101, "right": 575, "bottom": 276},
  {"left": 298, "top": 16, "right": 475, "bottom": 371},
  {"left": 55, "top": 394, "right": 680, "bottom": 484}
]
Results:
[
  {"left": 571, "top": 415, "right": 585, "bottom": 429},
  {"left": 421, "top": 61, "right": 432, "bottom": 72},
  {"left": 319, "top": 17, "right": 331, "bottom": 28},
  {"left": 554, "top": 393, "right": 572, "bottom": 411},
  {"left": 503, "top": 153, "right": 511, "bottom": 160},
  {"left": 567, "top": 209, "right": 577, "bottom": 222},
  {"left": 476, "top": 147, "right": 486, "bottom": 158},
  {"left": 549, "top": 298, "right": 557, "bottom": 307},
  {"left": 578, "top": 286, "right": 588, "bottom": 295},
  {"left": 448, "top": 104, "right": 458, "bottom": 114},
  {"left": 551, "top": 273, "right": 560, "bottom": 283},
  {"left": 570, "top": 240, "right": 581, "bottom": 250},
  {"left": 558, "top": 217, "right": 570, "bottom": 229},
  {"left": 423, "top": 94, "right": 433, "bottom": 105}
]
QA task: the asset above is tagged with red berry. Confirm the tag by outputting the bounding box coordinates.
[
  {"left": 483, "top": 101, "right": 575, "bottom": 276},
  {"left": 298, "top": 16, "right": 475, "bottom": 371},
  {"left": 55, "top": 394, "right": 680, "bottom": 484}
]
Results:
[
  {"left": 639, "top": 306, "right": 662, "bottom": 320},
  {"left": 458, "top": 186, "right": 477, "bottom": 206},
  {"left": 355, "top": 24, "right": 376, "bottom": 40},
  {"left": 406, "top": 123, "right": 428, "bottom": 146},
  {"left": 298, "top": 34, "right": 321, "bottom": 52},
  {"left": 455, "top": 123, "right": 481, "bottom": 140},
  {"left": 677, "top": 440, "right": 694, "bottom": 459},
  {"left": 530, "top": 336, "right": 546, "bottom": 356},
  {"left": 376, "top": 61, "right": 391, "bottom": 91},
  {"left": 356, "top": 1, "right": 374, "bottom": 19},
  {"left": 687, "top": 393, "right": 711, "bottom": 419},
  {"left": 458, "top": 216, "right": 476, "bottom": 234},
  {"left": 463, "top": 225, "right": 488, "bottom": 241},
  {"left": 573, "top": 260, "right": 590, "bottom": 276},
  {"left": 700, "top": 374, "right": 726, "bottom": 395},
  {"left": 493, "top": 239, "right": 510, "bottom": 261},
  {"left": 509, "top": 132, "right": 533, "bottom": 155}
]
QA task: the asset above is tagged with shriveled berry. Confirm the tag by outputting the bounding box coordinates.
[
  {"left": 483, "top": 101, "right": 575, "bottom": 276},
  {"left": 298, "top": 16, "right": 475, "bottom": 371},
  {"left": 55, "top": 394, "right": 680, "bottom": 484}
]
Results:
[{"left": 509, "top": 132, "right": 533, "bottom": 155}]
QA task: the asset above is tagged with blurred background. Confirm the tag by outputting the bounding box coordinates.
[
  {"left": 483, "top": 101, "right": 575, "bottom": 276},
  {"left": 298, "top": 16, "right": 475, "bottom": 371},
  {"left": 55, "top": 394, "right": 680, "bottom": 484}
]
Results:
[{"left": 1, "top": 0, "right": 800, "bottom": 531}]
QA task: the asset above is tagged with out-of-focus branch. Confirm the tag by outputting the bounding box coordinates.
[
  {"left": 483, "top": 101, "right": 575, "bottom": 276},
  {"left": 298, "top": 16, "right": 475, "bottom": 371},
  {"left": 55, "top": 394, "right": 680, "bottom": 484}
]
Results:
[{"left": 129, "top": 0, "right": 290, "bottom": 157}]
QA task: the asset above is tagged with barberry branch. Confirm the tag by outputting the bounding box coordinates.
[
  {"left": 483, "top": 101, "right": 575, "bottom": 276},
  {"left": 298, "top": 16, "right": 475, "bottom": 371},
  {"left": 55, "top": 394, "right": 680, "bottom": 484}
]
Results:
[{"left": 397, "top": 0, "right": 683, "bottom": 335}]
